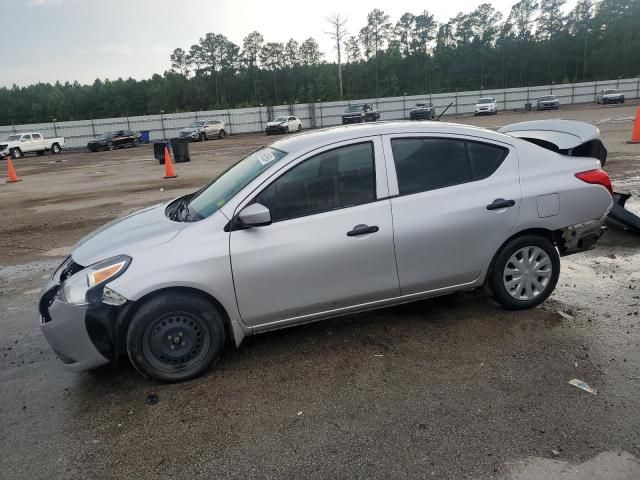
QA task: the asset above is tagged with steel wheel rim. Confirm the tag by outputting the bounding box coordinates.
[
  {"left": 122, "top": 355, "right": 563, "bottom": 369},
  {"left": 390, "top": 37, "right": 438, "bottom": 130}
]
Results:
[
  {"left": 503, "top": 246, "right": 552, "bottom": 301},
  {"left": 142, "top": 312, "right": 211, "bottom": 373}
]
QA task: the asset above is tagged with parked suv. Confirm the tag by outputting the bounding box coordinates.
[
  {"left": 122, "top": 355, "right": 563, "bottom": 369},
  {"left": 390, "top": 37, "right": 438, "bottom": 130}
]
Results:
[
  {"left": 474, "top": 97, "right": 498, "bottom": 115},
  {"left": 342, "top": 104, "right": 380, "bottom": 124},
  {"left": 39, "top": 121, "right": 613, "bottom": 382},
  {"left": 537, "top": 95, "right": 560, "bottom": 110},
  {"left": 597, "top": 89, "right": 625, "bottom": 104},
  {"left": 180, "top": 120, "right": 226, "bottom": 141}
]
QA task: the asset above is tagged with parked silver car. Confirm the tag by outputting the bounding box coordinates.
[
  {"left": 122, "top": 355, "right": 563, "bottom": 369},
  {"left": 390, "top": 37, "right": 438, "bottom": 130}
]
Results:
[
  {"left": 179, "top": 120, "right": 226, "bottom": 141},
  {"left": 39, "top": 121, "right": 613, "bottom": 382}
]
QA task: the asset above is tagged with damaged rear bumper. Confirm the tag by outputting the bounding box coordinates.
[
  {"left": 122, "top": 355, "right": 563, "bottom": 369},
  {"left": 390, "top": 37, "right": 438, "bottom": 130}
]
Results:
[
  {"left": 559, "top": 219, "right": 608, "bottom": 255},
  {"left": 606, "top": 192, "right": 640, "bottom": 234}
]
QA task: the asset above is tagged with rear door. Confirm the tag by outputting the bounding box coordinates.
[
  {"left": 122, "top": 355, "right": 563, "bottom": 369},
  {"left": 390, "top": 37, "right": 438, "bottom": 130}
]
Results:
[
  {"left": 230, "top": 137, "right": 399, "bottom": 328},
  {"left": 31, "top": 133, "right": 45, "bottom": 151},
  {"left": 20, "top": 134, "right": 34, "bottom": 152},
  {"left": 383, "top": 134, "right": 521, "bottom": 295}
]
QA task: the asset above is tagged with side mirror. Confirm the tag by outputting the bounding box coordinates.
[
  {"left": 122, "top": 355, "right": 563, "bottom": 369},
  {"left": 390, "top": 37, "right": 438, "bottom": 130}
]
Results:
[{"left": 238, "top": 203, "right": 271, "bottom": 228}]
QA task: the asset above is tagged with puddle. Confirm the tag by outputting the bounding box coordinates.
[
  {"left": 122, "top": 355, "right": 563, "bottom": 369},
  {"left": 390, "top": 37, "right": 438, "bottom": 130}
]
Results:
[{"left": 507, "top": 451, "right": 640, "bottom": 479}]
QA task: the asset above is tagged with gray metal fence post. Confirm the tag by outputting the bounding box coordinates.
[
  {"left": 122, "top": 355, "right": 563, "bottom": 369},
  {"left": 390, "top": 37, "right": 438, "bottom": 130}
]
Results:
[
  {"left": 636, "top": 78, "right": 639, "bottom": 99},
  {"left": 53, "top": 120, "right": 57, "bottom": 137},
  {"left": 319, "top": 102, "right": 323, "bottom": 128},
  {"left": 226, "top": 110, "right": 232, "bottom": 135},
  {"left": 126, "top": 116, "right": 131, "bottom": 130},
  {"left": 258, "top": 106, "right": 263, "bottom": 133},
  {"left": 454, "top": 90, "right": 458, "bottom": 115},
  {"left": 160, "top": 112, "right": 166, "bottom": 139},
  {"left": 571, "top": 84, "right": 575, "bottom": 105},
  {"left": 12, "top": 120, "right": 16, "bottom": 133},
  {"left": 594, "top": 82, "right": 598, "bottom": 102},
  {"left": 403, "top": 94, "right": 406, "bottom": 119}
]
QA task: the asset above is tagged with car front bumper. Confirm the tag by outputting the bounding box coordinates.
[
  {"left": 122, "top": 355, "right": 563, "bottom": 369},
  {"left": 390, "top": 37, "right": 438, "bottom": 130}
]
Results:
[
  {"left": 410, "top": 111, "right": 433, "bottom": 119},
  {"left": 180, "top": 131, "right": 200, "bottom": 140},
  {"left": 342, "top": 116, "right": 365, "bottom": 124},
  {"left": 0, "top": 147, "right": 9, "bottom": 157},
  {"left": 538, "top": 103, "right": 559, "bottom": 109},
  {"left": 40, "top": 299, "right": 109, "bottom": 372}
]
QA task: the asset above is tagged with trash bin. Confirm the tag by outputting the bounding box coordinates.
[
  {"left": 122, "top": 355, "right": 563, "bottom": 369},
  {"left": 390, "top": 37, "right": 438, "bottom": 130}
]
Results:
[
  {"left": 169, "top": 137, "right": 190, "bottom": 163},
  {"left": 139, "top": 130, "right": 151, "bottom": 144},
  {"left": 524, "top": 102, "right": 532, "bottom": 112},
  {"left": 154, "top": 140, "right": 170, "bottom": 164}
]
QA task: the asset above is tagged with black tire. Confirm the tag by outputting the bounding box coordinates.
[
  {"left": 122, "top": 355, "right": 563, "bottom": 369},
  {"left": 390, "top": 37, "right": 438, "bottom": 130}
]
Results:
[
  {"left": 37, "top": 150, "right": 45, "bottom": 156},
  {"left": 126, "top": 292, "right": 226, "bottom": 382},
  {"left": 297, "top": 124, "right": 302, "bottom": 132},
  {"left": 285, "top": 126, "right": 290, "bottom": 134},
  {"left": 487, "top": 235, "right": 560, "bottom": 310},
  {"left": 133, "top": 138, "right": 140, "bottom": 147},
  {"left": 218, "top": 129, "right": 226, "bottom": 139},
  {"left": 10, "top": 148, "right": 22, "bottom": 159},
  {"left": 199, "top": 132, "right": 206, "bottom": 142},
  {"left": 107, "top": 142, "right": 115, "bottom": 151},
  {"left": 51, "top": 143, "right": 61, "bottom": 154}
]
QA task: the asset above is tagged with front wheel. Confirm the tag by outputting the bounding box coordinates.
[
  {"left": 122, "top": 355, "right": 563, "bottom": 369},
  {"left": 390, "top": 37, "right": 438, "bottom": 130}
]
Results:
[
  {"left": 218, "top": 129, "right": 226, "bottom": 139},
  {"left": 10, "top": 148, "right": 22, "bottom": 159},
  {"left": 126, "top": 292, "right": 226, "bottom": 382},
  {"left": 487, "top": 235, "right": 560, "bottom": 310},
  {"left": 133, "top": 138, "right": 140, "bottom": 147},
  {"left": 297, "top": 124, "right": 302, "bottom": 132},
  {"left": 107, "top": 142, "right": 115, "bottom": 151}
]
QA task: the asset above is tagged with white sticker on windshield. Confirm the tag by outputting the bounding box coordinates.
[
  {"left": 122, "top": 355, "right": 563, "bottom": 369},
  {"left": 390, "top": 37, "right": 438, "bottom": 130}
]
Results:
[{"left": 257, "top": 150, "right": 277, "bottom": 166}]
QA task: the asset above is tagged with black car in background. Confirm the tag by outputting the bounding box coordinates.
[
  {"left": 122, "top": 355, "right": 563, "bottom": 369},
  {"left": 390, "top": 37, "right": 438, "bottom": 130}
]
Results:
[
  {"left": 409, "top": 102, "right": 436, "bottom": 120},
  {"left": 537, "top": 95, "right": 560, "bottom": 110},
  {"left": 341, "top": 104, "right": 380, "bottom": 124},
  {"left": 88, "top": 130, "right": 141, "bottom": 152}
]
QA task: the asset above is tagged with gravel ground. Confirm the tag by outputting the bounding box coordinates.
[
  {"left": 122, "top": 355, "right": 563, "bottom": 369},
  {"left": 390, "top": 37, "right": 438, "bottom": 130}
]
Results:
[{"left": 0, "top": 103, "right": 639, "bottom": 479}]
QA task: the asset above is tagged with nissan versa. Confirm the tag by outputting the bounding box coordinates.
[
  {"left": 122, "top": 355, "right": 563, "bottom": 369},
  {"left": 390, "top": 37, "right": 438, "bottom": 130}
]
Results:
[{"left": 39, "top": 120, "right": 614, "bottom": 382}]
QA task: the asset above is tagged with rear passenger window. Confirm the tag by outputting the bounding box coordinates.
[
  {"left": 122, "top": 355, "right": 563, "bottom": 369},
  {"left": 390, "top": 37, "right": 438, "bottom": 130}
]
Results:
[
  {"left": 391, "top": 138, "right": 507, "bottom": 195},
  {"left": 467, "top": 141, "right": 507, "bottom": 179},
  {"left": 32, "top": 134, "right": 42, "bottom": 140},
  {"left": 391, "top": 138, "right": 471, "bottom": 195},
  {"left": 256, "top": 142, "right": 375, "bottom": 222}
]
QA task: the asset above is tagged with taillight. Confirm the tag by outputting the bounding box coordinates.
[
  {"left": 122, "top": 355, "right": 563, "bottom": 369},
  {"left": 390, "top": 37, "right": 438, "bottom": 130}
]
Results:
[{"left": 575, "top": 169, "right": 614, "bottom": 196}]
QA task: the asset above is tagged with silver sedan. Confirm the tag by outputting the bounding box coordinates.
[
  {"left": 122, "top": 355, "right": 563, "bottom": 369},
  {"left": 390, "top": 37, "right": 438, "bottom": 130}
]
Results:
[{"left": 39, "top": 121, "right": 613, "bottom": 382}]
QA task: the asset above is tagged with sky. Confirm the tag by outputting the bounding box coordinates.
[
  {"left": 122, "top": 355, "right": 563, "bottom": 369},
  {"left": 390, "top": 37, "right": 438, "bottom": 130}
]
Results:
[{"left": 3, "top": 0, "right": 578, "bottom": 88}]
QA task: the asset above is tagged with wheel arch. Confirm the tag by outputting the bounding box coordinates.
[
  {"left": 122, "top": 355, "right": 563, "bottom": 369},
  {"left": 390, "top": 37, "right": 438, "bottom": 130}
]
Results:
[
  {"left": 482, "top": 227, "right": 559, "bottom": 283},
  {"left": 115, "top": 286, "right": 242, "bottom": 362}
]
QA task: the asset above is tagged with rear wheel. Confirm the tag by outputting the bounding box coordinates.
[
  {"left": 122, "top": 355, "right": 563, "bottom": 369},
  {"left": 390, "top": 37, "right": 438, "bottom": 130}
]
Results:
[
  {"left": 51, "top": 143, "right": 61, "bottom": 154},
  {"left": 218, "top": 129, "right": 226, "bottom": 139},
  {"left": 297, "top": 124, "right": 302, "bottom": 132},
  {"left": 126, "top": 292, "right": 226, "bottom": 382},
  {"left": 107, "top": 142, "right": 115, "bottom": 151},
  {"left": 133, "top": 138, "right": 140, "bottom": 147},
  {"left": 10, "top": 148, "right": 22, "bottom": 159},
  {"left": 487, "top": 235, "right": 560, "bottom": 310}
]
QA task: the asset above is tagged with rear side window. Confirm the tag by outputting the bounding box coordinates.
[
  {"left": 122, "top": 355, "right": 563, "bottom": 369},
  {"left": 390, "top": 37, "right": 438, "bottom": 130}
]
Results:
[
  {"left": 391, "top": 138, "right": 507, "bottom": 195},
  {"left": 391, "top": 138, "right": 471, "bottom": 195},
  {"left": 32, "top": 134, "right": 42, "bottom": 140},
  {"left": 467, "top": 141, "right": 508, "bottom": 179},
  {"left": 256, "top": 142, "right": 375, "bottom": 222}
]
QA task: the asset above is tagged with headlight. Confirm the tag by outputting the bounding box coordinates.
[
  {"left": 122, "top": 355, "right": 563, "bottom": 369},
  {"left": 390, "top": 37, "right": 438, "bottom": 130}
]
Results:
[{"left": 58, "top": 255, "right": 131, "bottom": 306}]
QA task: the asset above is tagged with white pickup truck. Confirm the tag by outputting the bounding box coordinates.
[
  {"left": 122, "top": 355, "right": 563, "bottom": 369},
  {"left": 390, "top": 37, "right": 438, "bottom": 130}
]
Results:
[{"left": 0, "top": 132, "right": 65, "bottom": 159}]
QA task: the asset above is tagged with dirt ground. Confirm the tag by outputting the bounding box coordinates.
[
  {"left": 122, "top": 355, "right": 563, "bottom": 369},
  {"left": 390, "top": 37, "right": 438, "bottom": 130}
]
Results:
[{"left": 1, "top": 103, "right": 639, "bottom": 479}]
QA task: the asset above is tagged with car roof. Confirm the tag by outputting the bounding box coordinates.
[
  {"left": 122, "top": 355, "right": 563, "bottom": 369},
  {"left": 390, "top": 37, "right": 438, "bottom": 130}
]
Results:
[{"left": 270, "top": 121, "right": 516, "bottom": 153}]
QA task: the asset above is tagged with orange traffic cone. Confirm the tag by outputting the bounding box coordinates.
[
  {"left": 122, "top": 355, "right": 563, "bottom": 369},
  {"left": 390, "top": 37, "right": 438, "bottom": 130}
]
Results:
[
  {"left": 629, "top": 107, "right": 640, "bottom": 144},
  {"left": 6, "top": 156, "right": 21, "bottom": 183},
  {"left": 163, "top": 146, "right": 177, "bottom": 179}
]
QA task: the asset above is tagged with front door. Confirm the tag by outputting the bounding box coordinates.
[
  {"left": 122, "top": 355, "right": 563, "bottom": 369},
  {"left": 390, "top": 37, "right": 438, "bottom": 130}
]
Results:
[
  {"left": 383, "top": 134, "right": 521, "bottom": 295},
  {"left": 230, "top": 138, "right": 399, "bottom": 328}
]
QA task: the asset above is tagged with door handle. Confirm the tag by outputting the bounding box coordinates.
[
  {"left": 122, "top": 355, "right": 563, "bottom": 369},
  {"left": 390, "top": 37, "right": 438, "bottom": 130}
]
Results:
[
  {"left": 347, "top": 224, "right": 379, "bottom": 237},
  {"left": 486, "top": 198, "right": 516, "bottom": 210}
]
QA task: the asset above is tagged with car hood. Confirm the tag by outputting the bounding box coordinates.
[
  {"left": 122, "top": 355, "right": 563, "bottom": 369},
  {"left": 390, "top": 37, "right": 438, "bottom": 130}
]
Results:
[
  {"left": 475, "top": 103, "right": 495, "bottom": 107},
  {"left": 266, "top": 121, "right": 286, "bottom": 127},
  {"left": 181, "top": 127, "right": 199, "bottom": 133},
  {"left": 72, "top": 202, "right": 186, "bottom": 266}
]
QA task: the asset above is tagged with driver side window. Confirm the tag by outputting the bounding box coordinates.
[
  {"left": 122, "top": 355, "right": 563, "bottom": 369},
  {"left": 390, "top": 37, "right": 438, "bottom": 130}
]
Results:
[{"left": 256, "top": 142, "right": 376, "bottom": 222}]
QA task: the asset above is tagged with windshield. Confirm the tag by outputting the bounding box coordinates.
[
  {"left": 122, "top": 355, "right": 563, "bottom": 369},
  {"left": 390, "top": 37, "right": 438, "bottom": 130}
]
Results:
[
  {"left": 604, "top": 89, "right": 617, "bottom": 94},
  {"left": 274, "top": 116, "right": 288, "bottom": 122},
  {"left": 97, "top": 131, "right": 116, "bottom": 139},
  {"left": 540, "top": 96, "right": 556, "bottom": 101},
  {"left": 189, "top": 121, "right": 205, "bottom": 128},
  {"left": 7, "top": 134, "right": 21, "bottom": 141},
  {"left": 187, "top": 146, "right": 287, "bottom": 219},
  {"left": 478, "top": 98, "right": 494, "bottom": 104},
  {"left": 346, "top": 105, "right": 363, "bottom": 112}
]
